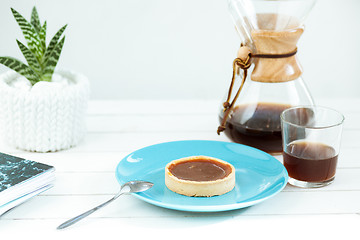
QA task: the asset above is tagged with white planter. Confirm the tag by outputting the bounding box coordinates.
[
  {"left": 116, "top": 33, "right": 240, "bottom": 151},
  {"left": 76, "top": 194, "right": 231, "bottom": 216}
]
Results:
[{"left": 0, "top": 70, "right": 90, "bottom": 152}]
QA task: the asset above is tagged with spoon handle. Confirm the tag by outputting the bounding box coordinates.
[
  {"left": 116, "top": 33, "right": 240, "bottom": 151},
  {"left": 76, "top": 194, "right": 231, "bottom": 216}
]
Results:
[{"left": 57, "top": 192, "right": 124, "bottom": 230}]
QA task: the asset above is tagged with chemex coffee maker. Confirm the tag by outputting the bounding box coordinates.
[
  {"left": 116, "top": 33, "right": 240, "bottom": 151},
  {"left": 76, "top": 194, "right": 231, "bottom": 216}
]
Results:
[{"left": 218, "top": 0, "right": 316, "bottom": 155}]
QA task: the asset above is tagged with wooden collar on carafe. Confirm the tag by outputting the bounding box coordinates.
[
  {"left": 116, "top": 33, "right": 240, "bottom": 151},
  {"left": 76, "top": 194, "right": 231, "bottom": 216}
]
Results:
[{"left": 217, "top": 45, "right": 298, "bottom": 135}]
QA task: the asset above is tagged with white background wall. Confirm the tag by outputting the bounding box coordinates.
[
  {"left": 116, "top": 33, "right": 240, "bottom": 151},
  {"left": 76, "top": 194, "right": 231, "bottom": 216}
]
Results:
[{"left": 0, "top": 0, "right": 359, "bottom": 100}]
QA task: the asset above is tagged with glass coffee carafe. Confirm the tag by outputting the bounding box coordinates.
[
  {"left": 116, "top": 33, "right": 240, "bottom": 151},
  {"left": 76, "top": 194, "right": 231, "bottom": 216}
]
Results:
[{"left": 218, "top": 0, "right": 316, "bottom": 154}]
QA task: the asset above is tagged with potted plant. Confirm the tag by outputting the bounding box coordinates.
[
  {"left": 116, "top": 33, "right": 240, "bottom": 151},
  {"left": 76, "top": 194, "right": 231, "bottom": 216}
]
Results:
[{"left": 0, "top": 7, "right": 89, "bottom": 152}]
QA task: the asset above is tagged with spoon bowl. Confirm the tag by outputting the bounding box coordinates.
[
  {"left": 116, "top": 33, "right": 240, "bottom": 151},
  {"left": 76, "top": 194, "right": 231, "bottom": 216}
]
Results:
[{"left": 122, "top": 180, "right": 154, "bottom": 194}]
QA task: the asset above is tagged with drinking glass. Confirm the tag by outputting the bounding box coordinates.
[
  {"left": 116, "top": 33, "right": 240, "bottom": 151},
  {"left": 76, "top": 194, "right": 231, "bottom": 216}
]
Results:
[{"left": 280, "top": 106, "right": 344, "bottom": 188}]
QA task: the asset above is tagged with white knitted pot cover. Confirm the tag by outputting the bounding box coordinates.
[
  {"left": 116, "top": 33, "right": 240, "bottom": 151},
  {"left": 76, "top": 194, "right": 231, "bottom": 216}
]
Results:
[{"left": 0, "top": 70, "right": 90, "bottom": 152}]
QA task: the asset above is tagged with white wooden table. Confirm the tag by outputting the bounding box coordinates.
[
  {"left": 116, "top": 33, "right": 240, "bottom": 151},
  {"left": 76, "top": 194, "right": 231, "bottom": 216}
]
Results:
[{"left": 0, "top": 98, "right": 359, "bottom": 239}]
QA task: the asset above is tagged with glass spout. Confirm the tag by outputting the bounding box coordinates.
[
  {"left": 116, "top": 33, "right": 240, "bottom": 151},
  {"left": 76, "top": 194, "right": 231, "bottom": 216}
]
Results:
[{"left": 228, "top": 0, "right": 317, "bottom": 45}]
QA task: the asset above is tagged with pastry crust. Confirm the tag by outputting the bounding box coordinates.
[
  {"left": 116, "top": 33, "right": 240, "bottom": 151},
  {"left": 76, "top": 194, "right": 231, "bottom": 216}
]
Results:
[{"left": 165, "top": 156, "right": 236, "bottom": 197}]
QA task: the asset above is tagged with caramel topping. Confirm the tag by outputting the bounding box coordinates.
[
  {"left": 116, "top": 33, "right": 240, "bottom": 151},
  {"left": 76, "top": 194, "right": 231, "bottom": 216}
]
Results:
[{"left": 168, "top": 158, "right": 232, "bottom": 181}]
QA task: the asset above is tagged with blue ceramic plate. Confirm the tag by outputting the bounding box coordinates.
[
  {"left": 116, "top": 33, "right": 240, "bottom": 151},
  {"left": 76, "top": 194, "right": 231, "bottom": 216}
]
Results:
[{"left": 115, "top": 140, "right": 288, "bottom": 212}]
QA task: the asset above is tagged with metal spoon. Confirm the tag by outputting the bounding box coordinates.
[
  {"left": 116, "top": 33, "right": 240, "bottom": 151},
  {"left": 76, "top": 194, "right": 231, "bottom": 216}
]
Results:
[{"left": 57, "top": 180, "right": 154, "bottom": 230}]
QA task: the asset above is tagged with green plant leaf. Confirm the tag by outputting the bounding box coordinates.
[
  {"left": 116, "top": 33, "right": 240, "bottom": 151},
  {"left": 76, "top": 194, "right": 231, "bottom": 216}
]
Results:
[
  {"left": 11, "top": 8, "right": 43, "bottom": 60},
  {"left": 42, "top": 36, "right": 65, "bottom": 81},
  {"left": 2, "top": 7, "right": 67, "bottom": 85},
  {"left": 39, "top": 21, "right": 47, "bottom": 52},
  {"left": 16, "top": 40, "right": 42, "bottom": 74},
  {"left": 30, "top": 7, "right": 41, "bottom": 33},
  {"left": 43, "top": 24, "right": 67, "bottom": 63},
  {"left": 0, "top": 57, "right": 40, "bottom": 85}
]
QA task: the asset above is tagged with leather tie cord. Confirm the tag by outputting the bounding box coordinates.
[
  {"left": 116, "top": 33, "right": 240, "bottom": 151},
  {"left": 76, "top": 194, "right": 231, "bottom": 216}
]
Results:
[{"left": 217, "top": 47, "right": 298, "bottom": 135}]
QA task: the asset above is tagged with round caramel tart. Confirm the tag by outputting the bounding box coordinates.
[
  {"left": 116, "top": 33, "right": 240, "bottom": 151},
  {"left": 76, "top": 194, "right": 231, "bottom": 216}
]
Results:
[{"left": 165, "top": 156, "right": 235, "bottom": 197}]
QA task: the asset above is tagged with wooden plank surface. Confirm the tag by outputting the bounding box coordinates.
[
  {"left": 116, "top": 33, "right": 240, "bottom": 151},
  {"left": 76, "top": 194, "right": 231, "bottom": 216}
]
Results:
[{"left": 0, "top": 98, "right": 359, "bottom": 238}]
